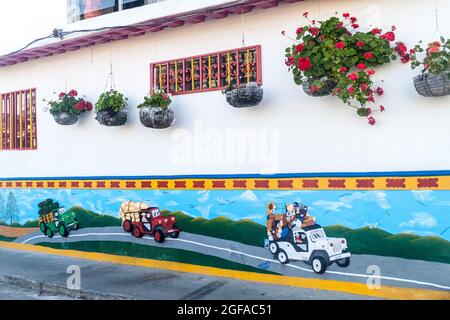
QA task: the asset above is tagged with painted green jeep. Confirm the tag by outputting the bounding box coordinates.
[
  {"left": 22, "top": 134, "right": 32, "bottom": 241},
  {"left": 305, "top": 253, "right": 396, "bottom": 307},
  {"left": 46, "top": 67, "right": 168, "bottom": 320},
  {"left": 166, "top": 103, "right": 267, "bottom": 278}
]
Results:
[{"left": 39, "top": 208, "right": 79, "bottom": 238}]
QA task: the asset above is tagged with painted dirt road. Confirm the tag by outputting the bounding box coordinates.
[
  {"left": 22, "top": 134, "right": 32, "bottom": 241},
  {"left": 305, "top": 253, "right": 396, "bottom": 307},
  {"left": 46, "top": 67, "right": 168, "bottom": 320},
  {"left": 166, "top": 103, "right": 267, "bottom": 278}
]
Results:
[{"left": 15, "top": 227, "right": 450, "bottom": 292}]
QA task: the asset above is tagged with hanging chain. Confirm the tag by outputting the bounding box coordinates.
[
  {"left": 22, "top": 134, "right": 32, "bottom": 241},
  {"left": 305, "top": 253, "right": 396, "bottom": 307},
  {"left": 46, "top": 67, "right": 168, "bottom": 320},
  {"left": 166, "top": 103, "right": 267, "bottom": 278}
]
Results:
[
  {"left": 432, "top": 0, "right": 442, "bottom": 40},
  {"left": 241, "top": 8, "right": 245, "bottom": 47},
  {"left": 105, "top": 41, "right": 116, "bottom": 92},
  {"left": 64, "top": 52, "right": 68, "bottom": 92}
]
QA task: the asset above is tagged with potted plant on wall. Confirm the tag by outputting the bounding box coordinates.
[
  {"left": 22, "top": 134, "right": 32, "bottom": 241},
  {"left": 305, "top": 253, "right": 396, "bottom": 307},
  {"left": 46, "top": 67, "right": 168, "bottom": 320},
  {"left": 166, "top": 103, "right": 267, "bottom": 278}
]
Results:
[
  {"left": 410, "top": 37, "right": 449, "bottom": 97},
  {"left": 45, "top": 90, "right": 93, "bottom": 125},
  {"left": 137, "top": 90, "right": 174, "bottom": 129},
  {"left": 283, "top": 12, "right": 410, "bottom": 124},
  {"left": 223, "top": 82, "right": 264, "bottom": 108},
  {"left": 95, "top": 90, "right": 128, "bottom": 126}
]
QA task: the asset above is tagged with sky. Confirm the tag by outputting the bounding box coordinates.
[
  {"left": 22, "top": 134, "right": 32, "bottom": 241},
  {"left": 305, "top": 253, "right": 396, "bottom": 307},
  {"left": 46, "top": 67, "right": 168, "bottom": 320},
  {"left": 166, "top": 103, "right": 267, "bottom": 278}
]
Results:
[{"left": 0, "top": 188, "right": 449, "bottom": 241}]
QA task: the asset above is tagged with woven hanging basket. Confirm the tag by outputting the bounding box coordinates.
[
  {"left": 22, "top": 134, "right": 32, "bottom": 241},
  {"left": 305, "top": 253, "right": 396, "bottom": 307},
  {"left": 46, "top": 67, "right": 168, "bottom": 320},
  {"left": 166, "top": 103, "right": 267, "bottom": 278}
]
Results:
[
  {"left": 53, "top": 112, "right": 78, "bottom": 126},
  {"left": 139, "top": 106, "right": 175, "bottom": 129},
  {"left": 302, "top": 77, "right": 337, "bottom": 97},
  {"left": 225, "top": 83, "right": 263, "bottom": 108},
  {"left": 413, "top": 71, "right": 450, "bottom": 97},
  {"left": 95, "top": 110, "right": 127, "bottom": 127}
]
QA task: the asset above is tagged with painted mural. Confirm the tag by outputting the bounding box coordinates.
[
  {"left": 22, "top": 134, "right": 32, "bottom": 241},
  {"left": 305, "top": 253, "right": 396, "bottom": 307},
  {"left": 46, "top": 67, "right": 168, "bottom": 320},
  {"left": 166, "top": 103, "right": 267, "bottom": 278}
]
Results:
[{"left": 0, "top": 184, "right": 449, "bottom": 294}]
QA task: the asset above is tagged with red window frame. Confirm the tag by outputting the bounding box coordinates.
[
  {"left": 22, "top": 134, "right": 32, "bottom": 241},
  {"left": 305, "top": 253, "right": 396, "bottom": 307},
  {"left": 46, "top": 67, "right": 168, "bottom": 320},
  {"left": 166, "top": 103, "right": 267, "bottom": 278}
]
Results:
[
  {"left": 0, "top": 88, "right": 37, "bottom": 151},
  {"left": 150, "top": 45, "right": 262, "bottom": 95}
]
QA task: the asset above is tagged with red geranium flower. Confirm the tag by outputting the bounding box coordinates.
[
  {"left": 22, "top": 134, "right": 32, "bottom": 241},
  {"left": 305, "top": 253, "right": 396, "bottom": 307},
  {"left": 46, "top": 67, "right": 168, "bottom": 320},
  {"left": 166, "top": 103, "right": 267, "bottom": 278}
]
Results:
[
  {"left": 400, "top": 53, "right": 411, "bottom": 63},
  {"left": 343, "top": 13, "right": 350, "bottom": 19},
  {"left": 361, "top": 83, "right": 368, "bottom": 91},
  {"left": 303, "top": 11, "right": 309, "bottom": 18},
  {"left": 296, "top": 27, "right": 304, "bottom": 35},
  {"left": 367, "top": 69, "right": 376, "bottom": 76},
  {"left": 68, "top": 89, "right": 78, "bottom": 97},
  {"left": 348, "top": 86, "right": 355, "bottom": 94},
  {"left": 368, "top": 117, "right": 376, "bottom": 126},
  {"left": 285, "top": 56, "right": 294, "bottom": 66},
  {"left": 340, "top": 67, "right": 348, "bottom": 73},
  {"left": 356, "top": 41, "right": 365, "bottom": 48},
  {"left": 59, "top": 92, "right": 65, "bottom": 98},
  {"left": 350, "top": 17, "right": 357, "bottom": 23},
  {"left": 335, "top": 42, "right": 346, "bottom": 49},
  {"left": 309, "top": 27, "right": 320, "bottom": 36},
  {"left": 86, "top": 101, "right": 93, "bottom": 111},
  {"left": 348, "top": 72, "right": 358, "bottom": 81},
  {"left": 371, "top": 28, "right": 382, "bottom": 35},
  {"left": 351, "top": 24, "right": 359, "bottom": 29},
  {"left": 381, "top": 32, "right": 395, "bottom": 41},
  {"left": 357, "top": 63, "right": 367, "bottom": 70},
  {"left": 380, "top": 105, "right": 385, "bottom": 112},
  {"left": 363, "top": 52, "right": 374, "bottom": 60},
  {"left": 297, "top": 57, "right": 312, "bottom": 71},
  {"left": 295, "top": 44, "right": 306, "bottom": 53},
  {"left": 376, "top": 87, "right": 384, "bottom": 96},
  {"left": 395, "top": 42, "right": 407, "bottom": 55}
]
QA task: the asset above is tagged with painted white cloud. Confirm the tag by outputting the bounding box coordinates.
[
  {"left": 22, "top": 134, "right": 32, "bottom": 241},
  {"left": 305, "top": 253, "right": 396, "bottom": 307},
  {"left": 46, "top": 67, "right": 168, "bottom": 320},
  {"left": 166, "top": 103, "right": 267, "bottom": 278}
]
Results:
[
  {"left": 239, "top": 190, "right": 258, "bottom": 202},
  {"left": 313, "top": 200, "right": 352, "bottom": 212},
  {"left": 165, "top": 200, "right": 178, "bottom": 207},
  {"left": 412, "top": 190, "right": 434, "bottom": 202},
  {"left": 198, "top": 190, "right": 210, "bottom": 203},
  {"left": 399, "top": 212, "right": 437, "bottom": 228},
  {"left": 196, "top": 205, "right": 212, "bottom": 219}
]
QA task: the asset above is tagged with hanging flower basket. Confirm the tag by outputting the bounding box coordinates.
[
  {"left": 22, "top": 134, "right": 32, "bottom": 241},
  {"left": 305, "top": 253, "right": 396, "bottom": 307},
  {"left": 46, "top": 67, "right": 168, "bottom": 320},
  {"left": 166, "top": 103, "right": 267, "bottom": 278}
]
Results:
[
  {"left": 45, "top": 90, "right": 93, "bottom": 126},
  {"left": 95, "top": 90, "right": 128, "bottom": 127},
  {"left": 224, "top": 82, "right": 263, "bottom": 108},
  {"left": 53, "top": 111, "right": 79, "bottom": 125},
  {"left": 414, "top": 72, "right": 450, "bottom": 97},
  {"left": 139, "top": 107, "right": 175, "bottom": 129},
  {"left": 409, "top": 38, "right": 450, "bottom": 97},
  {"left": 137, "top": 91, "right": 174, "bottom": 129},
  {"left": 95, "top": 110, "right": 127, "bottom": 127},
  {"left": 302, "top": 77, "right": 337, "bottom": 97}
]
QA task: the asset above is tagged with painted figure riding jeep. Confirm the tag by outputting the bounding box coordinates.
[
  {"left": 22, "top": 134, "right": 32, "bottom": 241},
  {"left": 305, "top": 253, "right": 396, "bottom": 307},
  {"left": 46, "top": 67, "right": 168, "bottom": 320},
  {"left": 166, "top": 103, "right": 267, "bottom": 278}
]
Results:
[
  {"left": 38, "top": 199, "right": 79, "bottom": 238},
  {"left": 266, "top": 202, "right": 351, "bottom": 274},
  {"left": 120, "top": 201, "right": 180, "bottom": 243}
]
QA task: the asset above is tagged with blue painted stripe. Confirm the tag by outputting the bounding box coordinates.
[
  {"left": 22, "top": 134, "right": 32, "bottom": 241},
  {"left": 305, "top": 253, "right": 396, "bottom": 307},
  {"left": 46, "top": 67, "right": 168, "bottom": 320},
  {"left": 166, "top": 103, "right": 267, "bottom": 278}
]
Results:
[{"left": 1, "top": 170, "right": 450, "bottom": 181}]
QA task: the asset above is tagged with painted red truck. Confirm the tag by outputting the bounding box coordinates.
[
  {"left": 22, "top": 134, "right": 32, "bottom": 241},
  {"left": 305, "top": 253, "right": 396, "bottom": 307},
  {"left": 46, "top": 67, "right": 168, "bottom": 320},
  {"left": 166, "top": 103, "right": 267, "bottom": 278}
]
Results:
[{"left": 120, "top": 203, "right": 180, "bottom": 243}]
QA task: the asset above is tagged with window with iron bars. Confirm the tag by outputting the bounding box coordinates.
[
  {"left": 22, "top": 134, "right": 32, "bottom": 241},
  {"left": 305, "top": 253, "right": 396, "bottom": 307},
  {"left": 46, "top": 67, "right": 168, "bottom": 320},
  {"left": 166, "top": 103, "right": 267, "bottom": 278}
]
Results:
[
  {"left": 0, "top": 89, "right": 37, "bottom": 151},
  {"left": 150, "top": 45, "right": 262, "bottom": 95}
]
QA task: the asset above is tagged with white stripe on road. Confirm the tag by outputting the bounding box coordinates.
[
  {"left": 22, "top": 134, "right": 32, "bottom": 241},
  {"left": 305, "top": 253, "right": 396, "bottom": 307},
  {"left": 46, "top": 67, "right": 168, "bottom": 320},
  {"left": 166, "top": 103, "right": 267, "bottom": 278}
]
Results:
[{"left": 21, "top": 231, "right": 450, "bottom": 291}]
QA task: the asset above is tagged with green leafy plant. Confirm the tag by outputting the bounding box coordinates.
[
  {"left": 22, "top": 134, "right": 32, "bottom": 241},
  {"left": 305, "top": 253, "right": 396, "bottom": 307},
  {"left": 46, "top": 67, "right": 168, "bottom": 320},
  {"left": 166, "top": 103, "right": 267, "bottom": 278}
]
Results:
[
  {"left": 410, "top": 37, "right": 450, "bottom": 74},
  {"left": 137, "top": 90, "right": 172, "bottom": 109},
  {"left": 45, "top": 89, "right": 92, "bottom": 116},
  {"left": 38, "top": 199, "right": 61, "bottom": 216},
  {"left": 95, "top": 90, "right": 128, "bottom": 113},
  {"left": 283, "top": 12, "right": 409, "bottom": 125}
]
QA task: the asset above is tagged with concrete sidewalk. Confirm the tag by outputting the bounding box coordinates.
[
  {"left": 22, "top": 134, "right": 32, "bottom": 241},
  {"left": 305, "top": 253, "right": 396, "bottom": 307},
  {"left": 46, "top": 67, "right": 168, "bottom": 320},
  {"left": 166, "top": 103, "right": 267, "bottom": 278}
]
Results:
[{"left": 0, "top": 247, "right": 372, "bottom": 300}]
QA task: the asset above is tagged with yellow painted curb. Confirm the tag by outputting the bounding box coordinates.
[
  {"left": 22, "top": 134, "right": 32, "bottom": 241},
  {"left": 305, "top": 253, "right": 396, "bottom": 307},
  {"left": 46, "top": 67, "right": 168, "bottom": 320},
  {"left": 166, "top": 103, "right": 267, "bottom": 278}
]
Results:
[{"left": 0, "top": 241, "right": 449, "bottom": 300}]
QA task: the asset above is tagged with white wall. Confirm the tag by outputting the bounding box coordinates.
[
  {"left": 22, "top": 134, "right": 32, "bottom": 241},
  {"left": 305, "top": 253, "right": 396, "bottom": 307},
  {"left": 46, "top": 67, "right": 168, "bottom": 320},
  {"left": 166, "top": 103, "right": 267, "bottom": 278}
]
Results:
[{"left": 0, "top": 0, "right": 449, "bottom": 178}]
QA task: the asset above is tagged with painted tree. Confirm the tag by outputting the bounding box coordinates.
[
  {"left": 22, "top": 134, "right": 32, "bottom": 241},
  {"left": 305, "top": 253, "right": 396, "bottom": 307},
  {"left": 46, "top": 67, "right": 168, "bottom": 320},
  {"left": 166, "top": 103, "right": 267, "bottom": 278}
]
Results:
[
  {"left": 5, "top": 192, "right": 19, "bottom": 225},
  {"left": 0, "top": 194, "right": 5, "bottom": 223}
]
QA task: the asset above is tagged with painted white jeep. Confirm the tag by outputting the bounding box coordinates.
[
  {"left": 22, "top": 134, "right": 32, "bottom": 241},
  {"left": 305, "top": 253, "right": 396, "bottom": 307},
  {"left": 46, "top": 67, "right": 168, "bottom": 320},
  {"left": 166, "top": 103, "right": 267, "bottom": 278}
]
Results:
[{"left": 268, "top": 225, "right": 351, "bottom": 274}]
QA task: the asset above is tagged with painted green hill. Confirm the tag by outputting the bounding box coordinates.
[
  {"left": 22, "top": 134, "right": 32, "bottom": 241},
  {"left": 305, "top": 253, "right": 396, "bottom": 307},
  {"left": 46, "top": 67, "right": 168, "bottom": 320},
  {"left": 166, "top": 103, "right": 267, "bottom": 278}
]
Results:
[{"left": 67, "top": 206, "right": 122, "bottom": 228}]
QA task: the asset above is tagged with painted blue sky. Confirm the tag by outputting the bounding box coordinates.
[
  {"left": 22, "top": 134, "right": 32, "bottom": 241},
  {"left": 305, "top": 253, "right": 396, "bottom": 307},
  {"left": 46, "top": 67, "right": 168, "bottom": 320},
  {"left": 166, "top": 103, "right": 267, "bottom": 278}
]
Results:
[{"left": 0, "top": 189, "right": 449, "bottom": 241}]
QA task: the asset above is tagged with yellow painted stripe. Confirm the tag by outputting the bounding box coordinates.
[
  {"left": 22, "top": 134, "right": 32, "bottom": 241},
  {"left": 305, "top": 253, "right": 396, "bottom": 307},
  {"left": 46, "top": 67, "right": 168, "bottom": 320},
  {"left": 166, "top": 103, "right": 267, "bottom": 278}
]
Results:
[{"left": 0, "top": 241, "right": 448, "bottom": 300}]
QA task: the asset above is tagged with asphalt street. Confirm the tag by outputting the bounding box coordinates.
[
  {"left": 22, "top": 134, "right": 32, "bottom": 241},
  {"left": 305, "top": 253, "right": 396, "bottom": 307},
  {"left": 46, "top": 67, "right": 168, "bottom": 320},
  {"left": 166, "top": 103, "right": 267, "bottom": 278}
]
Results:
[
  {"left": 0, "top": 247, "right": 373, "bottom": 300},
  {"left": 15, "top": 227, "right": 450, "bottom": 292}
]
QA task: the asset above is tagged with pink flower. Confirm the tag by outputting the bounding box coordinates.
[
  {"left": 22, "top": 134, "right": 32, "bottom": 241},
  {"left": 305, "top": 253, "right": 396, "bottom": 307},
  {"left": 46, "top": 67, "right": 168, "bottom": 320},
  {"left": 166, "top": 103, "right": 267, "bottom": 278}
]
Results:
[
  {"left": 340, "top": 67, "right": 348, "bottom": 73},
  {"left": 357, "top": 63, "right": 367, "bottom": 70},
  {"left": 427, "top": 46, "right": 440, "bottom": 53},
  {"left": 335, "top": 42, "right": 346, "bottom": 49},
  {"left": 348, "top": 72, "right": 358, "bottom": 81},
  {"left": 368, "top": 117, "right": 376, "bottom": 126},
  {"left": 363, "top": 52, "right": 374, "bottom": 60},
  {"left": 309, "top": 27, "right": 320, "bottom": 36},
  {"left": 367, "top": 69, "right": 376, "bottom": 76},
  {"left": 356, "top": 41, "right": 365, "bottom": 48},
  {"left": 361, "top": 83, "right": 368, "bottom": 91}
]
